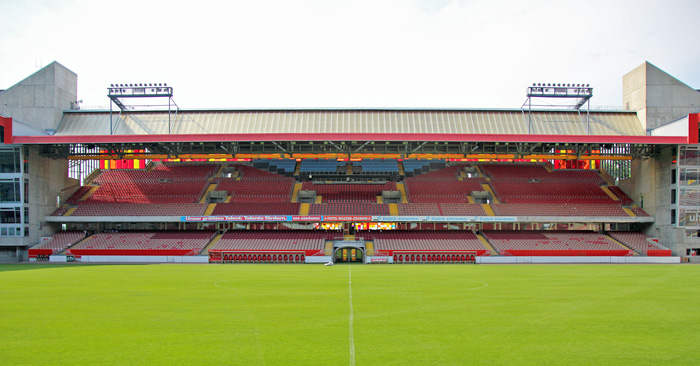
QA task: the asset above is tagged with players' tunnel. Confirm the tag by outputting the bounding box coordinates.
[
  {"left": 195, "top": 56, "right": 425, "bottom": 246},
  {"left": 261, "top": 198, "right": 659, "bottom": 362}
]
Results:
[{"left": 332, "top": 246, "right": 365, "bottom": 263}]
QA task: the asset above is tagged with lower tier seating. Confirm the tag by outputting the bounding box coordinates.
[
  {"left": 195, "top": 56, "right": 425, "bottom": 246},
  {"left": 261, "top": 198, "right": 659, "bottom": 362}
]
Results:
[
  {"left": 365, "top": 230, "right": 485, "bottom": 252},
  {"left": 212, "top": 230, "right": 333, "bottom": 251},
  {"left": 69, "top": 231, "right": 215, "bottom": 255},
  {"left": 484, "top": 230, "right": 629, "bottom": 255},
  {"left": 211, "top": 203, "right": 300, "bottom": 216},
  {"left": 608, "top": 231, "right": 670, "bottom": 255},
  {"left": 29, "top": 231, "right": 85, "bottom": 256}
]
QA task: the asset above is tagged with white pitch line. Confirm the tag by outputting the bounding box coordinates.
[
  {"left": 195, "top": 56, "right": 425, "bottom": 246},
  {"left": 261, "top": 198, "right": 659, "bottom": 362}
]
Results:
[{"left": 349, "top": 265, "right": 355, "bottom": 366}]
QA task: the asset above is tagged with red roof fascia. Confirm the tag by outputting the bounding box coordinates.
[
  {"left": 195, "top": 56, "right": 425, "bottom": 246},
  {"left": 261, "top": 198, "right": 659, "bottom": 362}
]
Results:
[{"left": 10, "top": 132, "right": 688, "bottom": 145}]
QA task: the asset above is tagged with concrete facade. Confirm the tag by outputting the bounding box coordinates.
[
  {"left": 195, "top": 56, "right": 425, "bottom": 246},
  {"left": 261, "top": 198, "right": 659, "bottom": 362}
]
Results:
[
  {"left": 623, "top": 61, "right": 700, "bottom": 131},
  {"left": 0, "top": 62, "right": 78, "bottom": 260},
  {"left": 0, "top": 61, "right": 78, "bottom": 132}
]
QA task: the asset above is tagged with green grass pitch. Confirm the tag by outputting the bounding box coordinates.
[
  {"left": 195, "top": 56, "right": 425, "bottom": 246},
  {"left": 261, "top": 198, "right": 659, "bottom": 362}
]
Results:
[{"left": 1, "top": 263, "right": 699, "bottom": 365}]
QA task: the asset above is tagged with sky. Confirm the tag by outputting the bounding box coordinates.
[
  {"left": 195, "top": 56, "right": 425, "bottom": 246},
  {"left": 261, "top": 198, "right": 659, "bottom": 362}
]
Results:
[{"left": 0, "top": 0, "right": 699, "bottom": 110}]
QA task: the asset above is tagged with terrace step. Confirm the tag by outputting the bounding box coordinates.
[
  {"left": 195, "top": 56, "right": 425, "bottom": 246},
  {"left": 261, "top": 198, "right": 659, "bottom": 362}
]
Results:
[
  {"left": 600, "top": 186, "right": 620, "bottom": 201},
  {"left": 398, "top": 161, "right": 405, "bottom": 176},
  {"left": 204, "top": 203, "right": 217, "bottom": 216},
  {"left": 623, "top": 207, "right": 637, "bottom": 217},
  {"left": 389, "top": 203, "right": 399, "bottom": 216},
  {"left": 299, "top": 203, "right": 310, "bottom": 216},
  {"left": 291, "top": 182, "right": 303, "bottom": 202},
  {"left": 365, "top": 241, "right": 374, "bottom": 255},
  {"left": 481, "top": 183, "right": 499, "bottom": 204},
  {"left": 482, "top": 204, "right": 495, "bottom": 216},
  {"left": 477, "top": 233, "right": 498, "bottom": 256},
  {"left": 200, "top": 233, "right": 224, "bottom": 255},
  {"left": 63, "top": 207, "right": 78, "bottom": 216},
  {"left": 605, "top": 234, "right": 639, "bottom": 255},
  {"left": 199, "top": 184, "right": 218, "bottom": 204},
  {"left": 79, "top": 186, "right": 99, "bottom": 201},
  {"left": 396, "top": 182, "right": 409, "bottom": 203}
]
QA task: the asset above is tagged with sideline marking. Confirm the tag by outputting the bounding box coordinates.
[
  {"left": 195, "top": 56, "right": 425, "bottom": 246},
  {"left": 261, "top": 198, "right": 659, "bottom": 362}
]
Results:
[{"left": 349, "top": 266, "right": 355, "bottom": 366}]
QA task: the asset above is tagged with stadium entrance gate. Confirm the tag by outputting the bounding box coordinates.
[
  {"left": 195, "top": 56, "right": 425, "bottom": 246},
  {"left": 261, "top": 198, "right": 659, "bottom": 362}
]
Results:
[{"left": 331, "top": 241, "right": 366, "bottom": 263}]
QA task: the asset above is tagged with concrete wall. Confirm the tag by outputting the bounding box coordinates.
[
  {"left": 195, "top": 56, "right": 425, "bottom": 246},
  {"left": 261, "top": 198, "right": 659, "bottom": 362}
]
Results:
[
  {"left": 0, "top": 61, "right": 77, "bottom": 131},
  {"left": 623, "top": 62, "right": 700, "bottom": 131}
]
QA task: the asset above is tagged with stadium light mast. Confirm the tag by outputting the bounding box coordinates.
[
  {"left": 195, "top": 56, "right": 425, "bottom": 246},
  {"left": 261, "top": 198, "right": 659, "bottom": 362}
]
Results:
[
  {"left": 521, "top": 83, "right": 593, "bottom": 134},
  {"left": 107, "top": 83, "right": 179, "bottom": 135}
]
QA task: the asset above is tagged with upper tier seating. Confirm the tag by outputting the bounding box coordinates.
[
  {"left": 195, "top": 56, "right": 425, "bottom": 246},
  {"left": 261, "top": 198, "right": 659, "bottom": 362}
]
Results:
[
  {"left": 216, "top": 178, "right": 293, "bottom": 200},
  {"left": 607, "top": 231, "right": 669, "bottom": 254},
  {"left": 65, "top": 186, "right": 92, "bottom": 204},
  {"left": 87, "top": 164, "right": 218, "bottom": 203},
  {"left": 213, "top": 230, "right": 334, "bottom": 251},
  {"left": 71, "top": 202, "right": 207, "bottom": 216},
  {"left": 363, "top": 230, "right": 484, "bottom": 251},
  {"left": 405, "top": 164, "right": 486, "bottom": 203},
  {"left": 29, "top": 231, "right": 84, "bottom": 254},
  {"left": 492, "top": 203, "right": 629, "bottom": 217},
  {"left": 211, "top": 203, "right": 300, "bottom": 216},
  {"left": 354, "top": 159, "right": 399, "bottom": 173},
  {"left": 439, "top": 203, "right": 487, "bottom": 216},
  {"left": 397, "top": 203, "right": 442, "bottom": 215},
  {"left": 72, "top": 231, "right": 214, "bottom": 253},
  {"left": 300, "top": 159, "right": 346, "bottom": 173},
  {"left": 309, "top": 203, "right": 390, "bottom": 216},
  {"left": 302, "top": 182, "right": 396, "bottom": 203},
  {"left": 484, "top": 230, "right": 622, "bottom": 252}
]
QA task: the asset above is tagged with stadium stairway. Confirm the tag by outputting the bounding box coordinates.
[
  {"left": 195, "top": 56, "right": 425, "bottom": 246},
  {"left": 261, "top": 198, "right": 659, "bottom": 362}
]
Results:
[
  {"left": 475, "top": 165, "right": 489, "bottom": 181},
  {"left": 224, "top": 196, "right": 232, "bottom": 203},
  {"left": 63, "top": 206, "right": 77, "bottom": 216},
  {"left": 481, "top": 183, "right": 499, "bottom": 204},
  {"left": 396, "top": 183, "right": 409, "bottom": 203},
  {"left": 294, "top": 161, "right": 301, "bottom": 176},
  {"left": 299, "top": 203, "right": 310, "bottom": 215},
  {"left": 215, "top": 165, "right": 225, "bottom": 177},
  {"left": 199, "top": 184, "right": 218, "bottom": 204},
  {"left": 600, "top": 186, "right": 620, "bottom": 201},
  {"left": 477, "top": 233, "right": 498, "bottom": 255},
  {"left": 366, "top": 241, "right": 374, "bottom": 255},
  {"left": 204, "top": 203, "right": 217, "bottom": 216},
  {"left": 79, "top": 186, "right": 99, "bottom": 201},
  {"left": 324, "top": 241, "right": 333, "bottom": 255},
  {"left": 543, "top": 162, "right": 554, "bottom": 172},
  {"left": 623, "top": 207, "right": 637, "bottom": 217},
  {"left": 482, "top": 204, "right": 495, "bottom": 216},
  {"left": 291, "top": 182, "right": 303, "bottom": 202},
  {"left": 377, "top": 196, "right": 384, "bottom": 203},
  {"left": 398, "top": 161, "right": 405, "bottom": 176},
  {"left": 60, "top": 235, "right": 91, "bottom": 254},
  {"left": 389, "top": 203, "right": 399, "bottom": 215},
  {"left": 347, "top": 164, "right": 353, "bottom": 175},
  {"left": 200, "top": 233, "right": 224, "bottom": 255},
  {"left": 467, "top": 196, "right": 475, "bottom": 203},
  {"left": 605, "top": 234, "right": 640, "bottom": 255},
  {"left": 315, "top": 196, "right": 323, "bottom": 203}
]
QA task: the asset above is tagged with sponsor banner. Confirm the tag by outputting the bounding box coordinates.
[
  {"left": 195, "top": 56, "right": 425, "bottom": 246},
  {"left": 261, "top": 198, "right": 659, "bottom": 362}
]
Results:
[
  {"left": 291, "top": 216, "right": 323, "bottom": 221},
  {"left": 182, "top": 215, "right": 289, "bottom": 222},
  {"left": 181, "top": 215, "right": 519, "bottom": 222},
  {"left": 323, "top": 216, "right": 373, "bottom": 221},
  {"left": 372, "top": 216, "right": 428, "bottom": 222}
]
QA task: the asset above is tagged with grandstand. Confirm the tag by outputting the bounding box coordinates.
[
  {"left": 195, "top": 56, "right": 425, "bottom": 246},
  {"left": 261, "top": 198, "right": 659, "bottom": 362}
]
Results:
[{"left": 1, "top": 61, "right": 698, "bottom": 263}]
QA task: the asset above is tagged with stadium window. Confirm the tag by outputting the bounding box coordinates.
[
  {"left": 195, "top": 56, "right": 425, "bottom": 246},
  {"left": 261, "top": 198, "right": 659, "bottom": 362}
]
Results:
[
  {"left": 24, "top": 227, "right": 28, "bottom": 237},
  {"left": 24, "top": 207, "right": 28, "bottom": 224},
  {"left": 0, "top": 148, "right": 21, "bottom": 173},
  {"left": 0, "top": 178, "right": 21, "bottom": 203},
  {"left": 0, "top": 207, "right": 21, "bottom": 223},
  {"left": 23, "top": 147, "right": 29, "bottom": 173},
  {"left": 24, "top": 179, "right": 28, "bottom": 204},
  {"left": 671, "top": 189, "right": 676, "bottom": 204},
  {"left": 671, "top": 169, "right": 676, "bottom": 185},
  {"left": 671, "top": 209, "right": 676, "bottom": 225}
]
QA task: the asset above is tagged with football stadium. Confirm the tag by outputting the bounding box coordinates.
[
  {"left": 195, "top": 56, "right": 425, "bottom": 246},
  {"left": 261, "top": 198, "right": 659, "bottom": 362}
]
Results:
[{"left": 1, "top": 62, "right": 700, "bottom": 365}]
